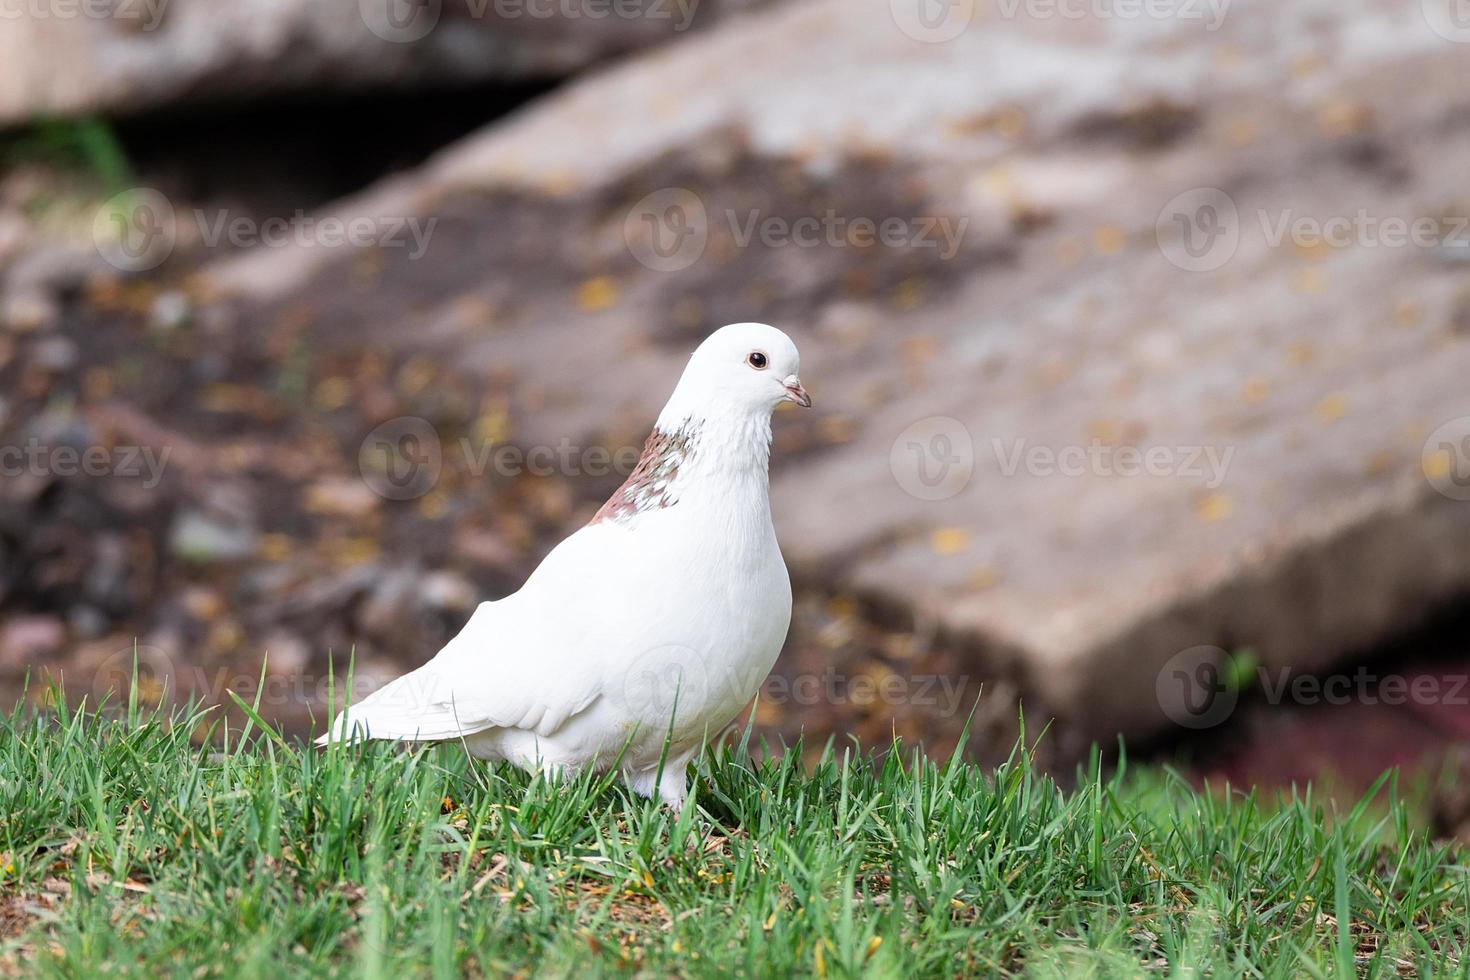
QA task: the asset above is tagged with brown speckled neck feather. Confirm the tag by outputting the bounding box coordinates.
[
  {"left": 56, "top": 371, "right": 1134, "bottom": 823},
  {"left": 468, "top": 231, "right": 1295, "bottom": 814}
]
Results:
[{"left": 590, "top": 425, "right": 698, "bottom": 525}]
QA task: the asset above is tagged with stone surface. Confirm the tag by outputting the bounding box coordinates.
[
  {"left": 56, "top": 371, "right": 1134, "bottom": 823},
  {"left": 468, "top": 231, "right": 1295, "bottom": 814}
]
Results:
[
  {"left": 197, "top": 0, "right": 1470, "bottom": 743},
  {"left": 0, "top": 615, "right": 65, "bottom": 669},
  {"left": 0, "top": 0, "right": 770, "bottom": 125}
]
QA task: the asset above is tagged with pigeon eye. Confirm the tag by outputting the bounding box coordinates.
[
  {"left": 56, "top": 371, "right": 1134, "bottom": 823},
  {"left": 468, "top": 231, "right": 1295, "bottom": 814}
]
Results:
[{"left": 747, "top": 351, "right": 768, "bottom": 370}]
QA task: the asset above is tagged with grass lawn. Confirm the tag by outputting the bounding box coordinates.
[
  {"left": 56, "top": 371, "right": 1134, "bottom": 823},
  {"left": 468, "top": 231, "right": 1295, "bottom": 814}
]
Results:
[{"left": 1, "top": 693, "right": 1467, "bottom": 978}]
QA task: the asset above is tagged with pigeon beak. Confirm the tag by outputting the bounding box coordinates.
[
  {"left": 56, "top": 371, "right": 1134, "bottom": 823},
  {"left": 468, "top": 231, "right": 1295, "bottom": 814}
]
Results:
[{"left": 782, "top": 376, "right": 812, "bottom": 409}]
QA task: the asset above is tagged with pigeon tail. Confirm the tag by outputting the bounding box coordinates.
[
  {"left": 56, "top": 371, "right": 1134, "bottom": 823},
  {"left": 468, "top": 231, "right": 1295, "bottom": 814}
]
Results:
[{"left": 314, "top": 672, "right": 488, "bottom": 745}]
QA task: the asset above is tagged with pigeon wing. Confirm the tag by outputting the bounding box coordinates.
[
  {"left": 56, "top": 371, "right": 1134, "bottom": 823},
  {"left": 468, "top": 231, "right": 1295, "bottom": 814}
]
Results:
[{"left": 318, "top": 523, "right": 625, "bottom": 744}]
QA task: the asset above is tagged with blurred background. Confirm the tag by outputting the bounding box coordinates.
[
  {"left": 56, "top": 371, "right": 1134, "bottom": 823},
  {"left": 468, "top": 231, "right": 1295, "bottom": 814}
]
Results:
[{"left": 2, "top": 0, "right": 1469, "bottom": 819}]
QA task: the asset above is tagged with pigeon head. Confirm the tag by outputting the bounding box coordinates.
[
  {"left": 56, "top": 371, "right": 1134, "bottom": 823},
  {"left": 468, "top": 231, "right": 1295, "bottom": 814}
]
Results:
[{"left": 658, "top": 322, "right": 810, "bottom": 427}]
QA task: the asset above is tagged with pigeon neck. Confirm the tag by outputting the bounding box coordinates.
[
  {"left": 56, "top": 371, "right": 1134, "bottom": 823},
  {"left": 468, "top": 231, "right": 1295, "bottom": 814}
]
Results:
[
  {"left": 590, "top": 412, "right": 772, "bottom": 526},
  {"left": 665, "top": 411, "right": 773, "bottom": 483}
]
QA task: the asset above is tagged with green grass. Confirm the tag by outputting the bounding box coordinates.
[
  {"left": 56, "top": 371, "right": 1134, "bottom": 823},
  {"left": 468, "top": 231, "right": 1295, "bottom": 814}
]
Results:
[
  {"left": 0, "top": 117, "right": 133, "bottom": 191},
  {"left": 1, "top": 692, "right": 1467, "bottom": 978}
]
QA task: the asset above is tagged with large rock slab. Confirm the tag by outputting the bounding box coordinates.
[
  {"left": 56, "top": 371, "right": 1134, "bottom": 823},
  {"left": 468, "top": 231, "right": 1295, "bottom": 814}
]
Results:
[
  {"left": 0, "top": 0, "right": 768, "bottom": 125},
  {"left": 198, "top": 0, "right": 1470, "bottom": 744}
]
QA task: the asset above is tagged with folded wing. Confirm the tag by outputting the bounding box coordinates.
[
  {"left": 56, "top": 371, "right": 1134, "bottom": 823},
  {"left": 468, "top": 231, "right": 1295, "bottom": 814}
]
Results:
[{"left": 316, "top": 523, "right": 628, "bottom": 746}]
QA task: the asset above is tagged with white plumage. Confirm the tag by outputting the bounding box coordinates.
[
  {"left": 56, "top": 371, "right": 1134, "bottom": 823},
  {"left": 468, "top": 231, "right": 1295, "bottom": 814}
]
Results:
[{"left": 319, "top": 322, "right": 811, "bottom": 808}]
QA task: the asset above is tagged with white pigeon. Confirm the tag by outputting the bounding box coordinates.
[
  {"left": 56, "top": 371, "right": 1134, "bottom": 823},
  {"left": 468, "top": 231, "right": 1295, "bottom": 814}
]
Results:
[{"left": 320, "top": 322, "right": 811, "bottom": 808}]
